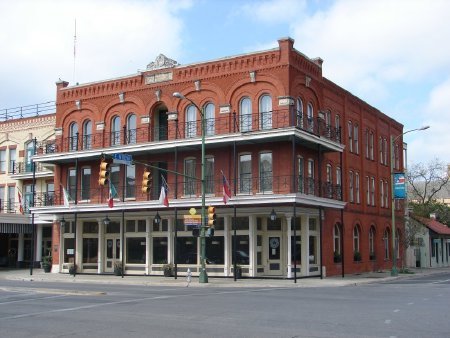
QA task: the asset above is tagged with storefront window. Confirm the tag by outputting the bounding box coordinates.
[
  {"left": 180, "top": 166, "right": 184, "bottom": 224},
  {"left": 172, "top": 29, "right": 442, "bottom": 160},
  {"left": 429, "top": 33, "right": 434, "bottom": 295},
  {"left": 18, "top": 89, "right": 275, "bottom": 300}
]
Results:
[
  {"left": 291, "top": 236, "right": 301, "bottom": 264},
  {"left": 82, "top": 238, "right": 98, "bottom": 263},
  {"left": 231, "top": 235, "right": 250, "bottom": 265},
  {"left": 176, "top": 237, "right": 198, "bottom": 264},
  {"left": 206, "top": 237, "right": 224, "bottom": 264},
  {"left": 126, "top": 237, "right": 146, "bottom": 264},
  {"left": 153, "top": 237, "right": 168, "bottom": 264}
]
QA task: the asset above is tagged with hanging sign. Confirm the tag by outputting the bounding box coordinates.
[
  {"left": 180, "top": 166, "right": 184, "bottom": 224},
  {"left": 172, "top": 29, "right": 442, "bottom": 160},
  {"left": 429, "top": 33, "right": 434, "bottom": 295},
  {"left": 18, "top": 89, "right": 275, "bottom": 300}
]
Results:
[
  {"left": 394, "top": 173, "right": 406, "bottom": 199},
  {"left": 184, "top": 214, "right": 201, "bottom": 228}
]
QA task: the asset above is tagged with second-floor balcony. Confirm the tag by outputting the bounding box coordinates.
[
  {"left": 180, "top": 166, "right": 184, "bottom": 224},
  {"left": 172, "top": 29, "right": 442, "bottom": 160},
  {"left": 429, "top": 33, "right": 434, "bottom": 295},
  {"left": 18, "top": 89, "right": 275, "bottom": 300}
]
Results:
[
  {"left": 35, "top": 108, "right": 342, "bottom": 155},
  {"left": 9, "top": 161, "right": 53, "bottom": 176},
  {"left": 33, "top": 175, "right": 343, "bottom": 209}
]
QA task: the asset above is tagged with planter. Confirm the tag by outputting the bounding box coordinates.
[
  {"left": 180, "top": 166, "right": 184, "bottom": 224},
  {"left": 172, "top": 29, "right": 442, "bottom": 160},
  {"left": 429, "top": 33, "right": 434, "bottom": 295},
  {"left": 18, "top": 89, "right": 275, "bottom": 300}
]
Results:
[
  {"left": 163, "top": 264, "right": 173, "bottom": 277},
  {"left": 42, "top": 264, "right": 51, "bottom": 273}
]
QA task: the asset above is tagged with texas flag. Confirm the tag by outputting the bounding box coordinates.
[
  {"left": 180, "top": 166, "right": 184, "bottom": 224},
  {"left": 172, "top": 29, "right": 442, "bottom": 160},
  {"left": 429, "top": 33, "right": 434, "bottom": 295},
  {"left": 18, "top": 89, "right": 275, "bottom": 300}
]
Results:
[
  {"left": 159, "top": 176, "right": 169, "bottom": 207},
  {"left": 222, "top": 171, "right": 232, "bottom": 205}
]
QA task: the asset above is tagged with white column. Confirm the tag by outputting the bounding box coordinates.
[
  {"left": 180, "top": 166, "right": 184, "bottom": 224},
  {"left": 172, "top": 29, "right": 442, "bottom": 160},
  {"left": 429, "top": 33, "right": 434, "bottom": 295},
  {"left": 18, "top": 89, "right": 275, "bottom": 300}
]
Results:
[
  {"left": 286, "top": 216, "right": 292, "bottom": 278},
  {"left": 146, "top": 217, "right": 151, "bottom": 275},
  {"left": 224, "top": 215, "right": 230, "bottom": 276},
  {"left": 18, "top": 233, "right": 24, "bottom": 263},
  {"left": 249, "top": 215, "right": 256, "bottom": 277},
  {"left": 75, "top": 220, "right": 82, "bottom": 269},
  {"left": 301, "top": 214, "right": 309, "bottom": 277},
  {"left": 36, "top": 224, "right": 43, "bottom": 262},
  {"left": 167, "top": 217, "right": 173, "bottom": 264},
  {"left": 97, "top": 219, "right": 104, "bottom": 274}
]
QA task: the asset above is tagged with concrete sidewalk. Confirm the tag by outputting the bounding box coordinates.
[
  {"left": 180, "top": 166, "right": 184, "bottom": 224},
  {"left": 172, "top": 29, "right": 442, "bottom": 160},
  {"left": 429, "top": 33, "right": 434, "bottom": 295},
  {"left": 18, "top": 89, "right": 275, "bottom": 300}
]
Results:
[{"left": 1, "top": 267, "right": 449, "bottom": 288}]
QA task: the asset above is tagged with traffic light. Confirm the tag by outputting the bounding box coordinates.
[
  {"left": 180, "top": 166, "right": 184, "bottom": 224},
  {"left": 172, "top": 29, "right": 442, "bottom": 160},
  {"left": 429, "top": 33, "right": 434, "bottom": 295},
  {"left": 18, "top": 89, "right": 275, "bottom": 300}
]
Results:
[
  {"left": 207, "top": 206, "right": 216, "bottom": 227},
  {"left": 98, "top": 159, "right": 110, "bottom": 186},
  {"left": 142, "top": 169, "right": 152, "bottom": 193}
]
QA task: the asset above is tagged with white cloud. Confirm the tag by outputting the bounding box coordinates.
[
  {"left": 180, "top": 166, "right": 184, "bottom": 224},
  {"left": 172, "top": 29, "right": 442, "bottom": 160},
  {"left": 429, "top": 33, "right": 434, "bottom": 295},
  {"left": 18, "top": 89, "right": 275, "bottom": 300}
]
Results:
[
  {"left": 240, "top": 0, "right": 307, "bottom": 24},
  {"left": 0, "top": 0, "right": 190, "bottom": 107},
  {"left": 292, "top": 0, "right": 450, "bottom": 98}
]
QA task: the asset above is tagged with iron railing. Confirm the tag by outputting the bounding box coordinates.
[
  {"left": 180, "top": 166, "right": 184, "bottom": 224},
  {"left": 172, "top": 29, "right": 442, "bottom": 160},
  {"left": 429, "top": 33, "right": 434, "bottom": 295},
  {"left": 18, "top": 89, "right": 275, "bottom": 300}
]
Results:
[
  {"left": 36, "top": 108, "right": 342, "bottom": 154},
  {"left": 0, "top": 101, "right": 55, "bottom": 121},
  {"left": 34, "top": 175, "right": 342, "bottom": 207}
]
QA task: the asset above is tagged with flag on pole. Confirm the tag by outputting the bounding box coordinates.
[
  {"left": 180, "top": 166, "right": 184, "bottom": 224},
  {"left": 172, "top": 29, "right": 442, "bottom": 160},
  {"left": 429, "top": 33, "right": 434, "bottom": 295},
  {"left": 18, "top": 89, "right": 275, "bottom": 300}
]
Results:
[
  {"left": 108, "top": 182, "right": 118, "bottom": 208},
  {"left": 159, "top": 175, "right": 169, "bottom": 207},
  {"left": 62, "top": 186, "right": 71, "bottom": 208},
  {"left": 17, "top": 190, "right": 24, "bottom": 214},
  {"left": 222, "top": 171, "right": 232, "bottom": 205}
]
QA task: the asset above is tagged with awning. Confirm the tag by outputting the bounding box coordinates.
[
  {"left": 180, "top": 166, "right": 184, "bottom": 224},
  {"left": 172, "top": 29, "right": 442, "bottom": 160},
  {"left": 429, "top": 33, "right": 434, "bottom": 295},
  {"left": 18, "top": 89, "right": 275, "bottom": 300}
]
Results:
[{"left": 0, "top": 223, "right": 33, "bottom": 234}]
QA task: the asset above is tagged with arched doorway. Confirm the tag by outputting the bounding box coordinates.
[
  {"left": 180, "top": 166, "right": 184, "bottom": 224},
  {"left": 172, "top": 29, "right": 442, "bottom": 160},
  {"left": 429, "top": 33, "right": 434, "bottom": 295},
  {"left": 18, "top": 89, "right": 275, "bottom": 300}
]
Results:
[{"left": 153, "top": 104, "right": 168, "bottom": 141}]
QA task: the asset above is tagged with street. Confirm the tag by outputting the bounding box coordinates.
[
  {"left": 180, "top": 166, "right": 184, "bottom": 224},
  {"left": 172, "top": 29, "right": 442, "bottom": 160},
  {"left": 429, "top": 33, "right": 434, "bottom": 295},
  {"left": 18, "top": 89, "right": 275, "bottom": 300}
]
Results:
[{"left": 0, "top": 272, "right": 449, "bottom": 338}]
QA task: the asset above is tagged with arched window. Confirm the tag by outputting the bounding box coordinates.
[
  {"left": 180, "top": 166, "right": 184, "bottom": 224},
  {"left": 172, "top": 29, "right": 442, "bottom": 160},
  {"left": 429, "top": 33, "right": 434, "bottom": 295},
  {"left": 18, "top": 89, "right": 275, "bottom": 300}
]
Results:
[
  {"left": 296, "top": 98, "right": 303, "bottom": 128},
  {"left": 298, "top": 156, "right": 304, "bottom": 193},
  {"left": 204, "top": 103, "right": 215, "bottom": 136},
  {"left": 82, "top": 120, "right": 92, "bottom": 150},
  {"left": 111, "top": 116, "right": 121, "bottom": 146},
  {"left": 307, "top": 103, "right": 314, "bottom": 131},
  {"left": 126, "top": 114, "right": 137, "bottom": 144},
  {"left": 333, "top": 224, "right": 341, "bottom": 257},
  {"left": 326, "top": 164, "right": 332, "bottom": 197},
  {"left": 69, "top": 122, "right": 78, "bottom": 151},
  {"left": 384, "top": 229, "right": 390, "bottom": 260},
  {"left": 240, "top": 97, "right": 252, "bottom": 132},
  {"left": 369, "top": 226, "right": 376, "bottom": 260},
  {"left": 353, "top": 225, "right": 361, "bottom": 261},
  {"left": 335, "top": 114, "right": 341, "bottom": 142},
  {"left": 259, "top": 94, "right": 272, "bottom": 130},
  {"left": 25, "top": 141, "right": 35, "bottom": 171},
  {"left": 185, "top": 105, "right": 197, "bottom": 138}
]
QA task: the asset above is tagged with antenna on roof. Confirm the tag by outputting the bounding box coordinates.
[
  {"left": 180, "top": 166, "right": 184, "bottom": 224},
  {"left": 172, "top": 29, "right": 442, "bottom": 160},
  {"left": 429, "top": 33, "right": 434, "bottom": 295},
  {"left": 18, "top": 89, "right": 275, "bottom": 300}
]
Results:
[{"left": 73, "top": 18, "right": 77, "bottom": 84}]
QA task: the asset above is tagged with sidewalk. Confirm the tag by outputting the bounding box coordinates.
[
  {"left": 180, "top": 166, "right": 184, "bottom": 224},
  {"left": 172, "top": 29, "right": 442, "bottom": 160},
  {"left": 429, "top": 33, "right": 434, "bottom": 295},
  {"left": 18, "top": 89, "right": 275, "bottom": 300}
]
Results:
[{"left": 1, "top": 267, "right": 449, "bottom": 288}]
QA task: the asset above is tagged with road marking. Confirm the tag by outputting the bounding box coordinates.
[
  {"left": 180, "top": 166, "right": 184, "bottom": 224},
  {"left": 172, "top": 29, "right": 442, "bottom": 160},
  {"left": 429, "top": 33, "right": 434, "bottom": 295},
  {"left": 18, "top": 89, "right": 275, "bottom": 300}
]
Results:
[
  {"left": 0, "top": 287, "right": 283, "bottom": 321},
  {"left": 407, "top": 302, "right": 414, "bottom": 305},
  {"left": 423, "top": 298, "right": 429, "bottom": 301},
  {"left": 385, "top": 319, "right": 391, "bottom": 324},
  {"left": 393, "top": 309, "right": 400, "bottom": 312},
  {"left": 431, "top": 279, "right": 450, "bottom": 284},
  {"left": 0, "top": 294, "right": 66, "bottom": 305}
]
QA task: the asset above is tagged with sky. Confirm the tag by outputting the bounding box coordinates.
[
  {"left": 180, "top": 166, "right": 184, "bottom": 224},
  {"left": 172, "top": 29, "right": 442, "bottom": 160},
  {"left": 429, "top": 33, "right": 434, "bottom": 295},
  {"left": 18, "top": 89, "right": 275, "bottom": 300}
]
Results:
[{"left": 0, "top": 0, "right": 449, "bottom": 166}]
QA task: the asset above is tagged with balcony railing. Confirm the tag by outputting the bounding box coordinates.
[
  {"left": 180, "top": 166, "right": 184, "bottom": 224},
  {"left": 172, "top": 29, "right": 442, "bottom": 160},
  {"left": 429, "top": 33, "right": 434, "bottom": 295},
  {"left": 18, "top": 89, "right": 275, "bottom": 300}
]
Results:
[
  {"left": 36, "top": 108, "right": 342, "bottom": 154},
  {"left": 9, "top": 161, "right": 50, "bottom": 175},
  {"left": 0, "top": 101, "right": 55, "bottom": 121},
  {"left": 34, "top": 175, "right": 342, "bottom": 208}
]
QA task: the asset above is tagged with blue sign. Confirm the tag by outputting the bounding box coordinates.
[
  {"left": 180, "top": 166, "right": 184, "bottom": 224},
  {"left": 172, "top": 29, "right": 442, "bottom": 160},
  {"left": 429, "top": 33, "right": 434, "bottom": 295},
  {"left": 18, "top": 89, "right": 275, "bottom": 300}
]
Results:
[
  {"left": 394, "top": 173, "right": 406, "bottom": 199},
  {"left": 112, "top": 153, "right": 133, "bottom": 165}
]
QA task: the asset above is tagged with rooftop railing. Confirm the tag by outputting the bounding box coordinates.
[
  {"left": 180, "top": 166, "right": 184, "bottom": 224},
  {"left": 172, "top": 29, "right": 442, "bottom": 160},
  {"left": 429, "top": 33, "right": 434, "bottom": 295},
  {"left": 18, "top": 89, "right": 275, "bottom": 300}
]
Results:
[{"left": 0, "top": 101, "right": 55, "bottom": 121}]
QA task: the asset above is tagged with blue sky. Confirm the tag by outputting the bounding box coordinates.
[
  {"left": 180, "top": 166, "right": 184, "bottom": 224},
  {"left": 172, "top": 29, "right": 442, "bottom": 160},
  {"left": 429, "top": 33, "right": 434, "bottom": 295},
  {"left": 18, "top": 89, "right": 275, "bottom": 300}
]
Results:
[{"left": 1, "top": 0, "right": 449, "bottom": 165}]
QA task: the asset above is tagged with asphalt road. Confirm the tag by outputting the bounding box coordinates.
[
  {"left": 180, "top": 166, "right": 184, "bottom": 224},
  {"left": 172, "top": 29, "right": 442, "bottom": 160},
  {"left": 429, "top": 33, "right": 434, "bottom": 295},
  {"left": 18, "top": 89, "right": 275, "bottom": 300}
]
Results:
[{"left": 0, "top": 272, "right": 449, "bottom": 338}]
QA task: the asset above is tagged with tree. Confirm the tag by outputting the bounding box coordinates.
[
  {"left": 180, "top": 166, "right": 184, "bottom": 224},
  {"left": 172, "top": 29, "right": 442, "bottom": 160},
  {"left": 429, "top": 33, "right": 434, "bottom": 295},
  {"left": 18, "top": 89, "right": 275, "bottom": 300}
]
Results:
[{"left": 407, "top": 158, "right": 449, "bottom": 204}]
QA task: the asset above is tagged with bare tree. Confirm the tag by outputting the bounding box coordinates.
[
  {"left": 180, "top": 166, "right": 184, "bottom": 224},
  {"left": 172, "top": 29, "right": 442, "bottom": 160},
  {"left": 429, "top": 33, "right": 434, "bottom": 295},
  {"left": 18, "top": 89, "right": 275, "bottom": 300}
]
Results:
[{"left": 407, "top": 158, "right": 449, "bottom": 204}]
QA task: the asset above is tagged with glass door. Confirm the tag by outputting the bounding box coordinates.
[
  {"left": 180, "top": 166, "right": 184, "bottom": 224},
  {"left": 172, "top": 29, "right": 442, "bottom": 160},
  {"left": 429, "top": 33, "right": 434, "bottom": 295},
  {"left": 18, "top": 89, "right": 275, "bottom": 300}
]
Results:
[
  {"left": 267, "top": 235, "right": 282, "bottom": 275},
  {"left": 105, "top": 236, "right": 121, "bottom": 273}
]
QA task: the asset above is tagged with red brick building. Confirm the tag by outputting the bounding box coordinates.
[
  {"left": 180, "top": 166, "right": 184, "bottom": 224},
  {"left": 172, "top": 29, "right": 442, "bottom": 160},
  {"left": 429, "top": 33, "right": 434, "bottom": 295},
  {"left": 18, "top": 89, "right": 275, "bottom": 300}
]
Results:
[{"left": 33, "top": 37, "right": 404, "bottom": 278}]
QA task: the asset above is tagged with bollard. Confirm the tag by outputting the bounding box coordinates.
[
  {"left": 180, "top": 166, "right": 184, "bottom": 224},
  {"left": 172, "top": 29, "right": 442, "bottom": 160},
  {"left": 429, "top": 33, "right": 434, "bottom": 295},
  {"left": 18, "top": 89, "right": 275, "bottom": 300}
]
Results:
[{"left": 186, "top": 268, "right": 192, "bottom": 287}]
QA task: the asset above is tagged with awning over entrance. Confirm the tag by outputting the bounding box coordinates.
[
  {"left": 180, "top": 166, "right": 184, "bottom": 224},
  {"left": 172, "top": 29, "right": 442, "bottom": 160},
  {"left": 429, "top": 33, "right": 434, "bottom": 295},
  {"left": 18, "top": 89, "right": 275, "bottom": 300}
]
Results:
[{"left": 0, "top": 223, "right": 33, "bottom": 234}]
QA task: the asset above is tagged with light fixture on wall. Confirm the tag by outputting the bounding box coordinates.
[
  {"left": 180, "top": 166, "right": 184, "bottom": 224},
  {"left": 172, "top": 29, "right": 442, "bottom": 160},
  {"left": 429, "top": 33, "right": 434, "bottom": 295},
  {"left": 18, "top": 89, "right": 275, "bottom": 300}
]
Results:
[
  {"left": 103, "top": 216, "right": 110, "bottom": 226},
  {"left": 154, "top": 211, "right": 161, "bottom": 225},
  {"left": 60, "top": 217, "right": 66, "bottom": 228},
  {"left": 270, "top": 209, "right": 277, "bottom": 222}
]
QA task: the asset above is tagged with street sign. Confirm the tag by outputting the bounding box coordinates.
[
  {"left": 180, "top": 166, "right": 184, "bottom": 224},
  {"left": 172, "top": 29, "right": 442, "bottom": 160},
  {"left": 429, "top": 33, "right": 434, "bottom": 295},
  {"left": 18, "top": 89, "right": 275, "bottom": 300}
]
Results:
[
  {"left": 112, "top": 153, "right": 133, "bottom": 165},
  {"left": 184, "top": 214, "right": 201, "bottom": 227}
]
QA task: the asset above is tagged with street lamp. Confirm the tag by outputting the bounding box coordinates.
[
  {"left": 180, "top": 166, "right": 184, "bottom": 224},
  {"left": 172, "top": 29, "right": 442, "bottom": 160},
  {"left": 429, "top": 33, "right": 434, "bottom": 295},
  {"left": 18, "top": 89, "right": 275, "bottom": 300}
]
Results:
[
  {"left": 173, "top": 91, "right": 208, "bottom": 283},
  {"left": 390, "top": 125, "right": 429, "bottom": 276}
]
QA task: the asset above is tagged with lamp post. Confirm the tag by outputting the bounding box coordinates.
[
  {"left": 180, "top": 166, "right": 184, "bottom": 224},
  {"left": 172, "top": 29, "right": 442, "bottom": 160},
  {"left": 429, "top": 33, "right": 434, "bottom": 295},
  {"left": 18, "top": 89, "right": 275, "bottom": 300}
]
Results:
[
  {"left": 390, "top": 125, "right": 429, "bottom": 276},
  {"left": 173, "top": 92, "right": 208, "bottom": 283}
]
